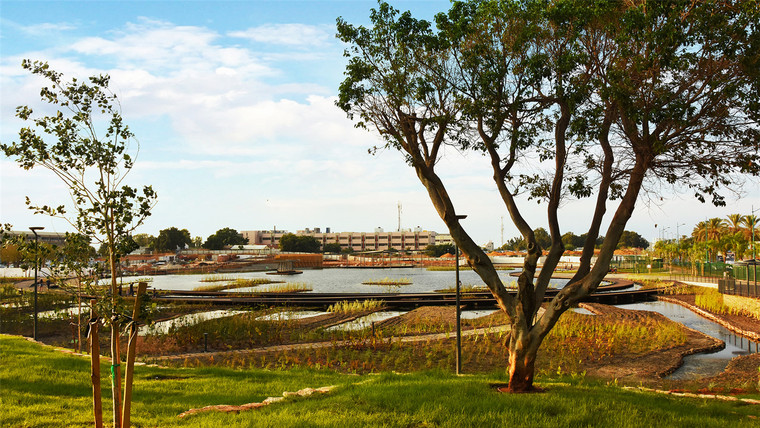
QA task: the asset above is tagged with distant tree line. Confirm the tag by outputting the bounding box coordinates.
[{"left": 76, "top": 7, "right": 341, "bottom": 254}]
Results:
[{"left": 498, "top": 228, "right": 648, "bottom": 251}]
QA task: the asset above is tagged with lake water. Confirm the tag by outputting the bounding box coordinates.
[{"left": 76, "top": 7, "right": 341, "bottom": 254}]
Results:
[{"left": 123, "top": 267, "right": 569, "bottom": 294}]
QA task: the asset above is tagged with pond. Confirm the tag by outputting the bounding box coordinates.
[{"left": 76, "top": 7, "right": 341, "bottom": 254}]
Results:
[{"left": 116, "top": 267, "right": 570, "bottom": 294}]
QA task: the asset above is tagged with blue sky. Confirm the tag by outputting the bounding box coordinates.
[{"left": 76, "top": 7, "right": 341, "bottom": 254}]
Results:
[{"left": 2, "top": 0, "right": 758, "bottom": 246}]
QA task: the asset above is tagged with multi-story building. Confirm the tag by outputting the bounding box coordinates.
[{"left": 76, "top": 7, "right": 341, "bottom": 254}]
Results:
[
  {"left": 241, "top": 227, "right": 440, "bottom": 252},
  {"left": 240, "top": 229, "right": 288, "bottom": 249},
  {"left": 3, "top": 230, "right": 67, "bottom": 247}
]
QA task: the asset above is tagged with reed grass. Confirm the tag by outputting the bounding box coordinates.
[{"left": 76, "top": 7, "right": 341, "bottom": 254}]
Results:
[
  {"left": 199, "top": 274, "right": 235, "bottom": 283},
  {"left": 193, "top": 277, "right": 283, "bottom": 292},
  {"left": 695, "top": 289, "right": 760, "bottom": 320},
  {"left": 256, "top": 282, "right": 313, "bottom": 293},
  {"left": 723, "top": 294, "right": 760, "bottom": 320},
  {"left": 434, "top": 284, "right": 488, "bottom": 293},
  {"left": 327, "top": 299, "right": 384, "bottom": 314}
]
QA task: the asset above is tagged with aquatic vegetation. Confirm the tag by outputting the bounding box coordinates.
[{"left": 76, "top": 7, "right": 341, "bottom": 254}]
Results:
[
  {"left": 199, "top": 274, "right": 235, "bottom": 283},
  {"left": 194, "top": 277, "right": 282, "bottom": 292},
  {"left": 434, "top": 284, "right": 488, "bottom": 293},
  {"left": 327, "top": 299, "right": 384, "bottom": 314},
  {"left": 255, "top": 282, "right": 313, "bottom": 293},
  {"left": 362, "top": 277, "right": 412, "bottom": 286}
]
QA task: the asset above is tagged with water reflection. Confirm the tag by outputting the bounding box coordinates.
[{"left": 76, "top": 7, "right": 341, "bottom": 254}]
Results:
[
  {"left": 113, "top": 267, "right": 575, "bottom": 294},
  {"left": 140, "top": 310, "right": 246, "bottom": 335},
  {"left": 326, "top": 311, "right": 406, "bottom": 331}
]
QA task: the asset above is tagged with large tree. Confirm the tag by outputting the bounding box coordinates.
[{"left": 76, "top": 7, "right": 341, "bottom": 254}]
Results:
[
  {"left": 154, "top": 227, "right": 192, "bottom": 252},
  {"left": 337, "top": 0, "right": 759, "bottom": 391},
  {"left": 2, "top": 60, "right": 156, "bottom": 424},
  {"left": 279, "top": 233, "right": 322, "bottom": 253},
  {"left": 203, "top": 227, "right": 247, "bottom": 250}
]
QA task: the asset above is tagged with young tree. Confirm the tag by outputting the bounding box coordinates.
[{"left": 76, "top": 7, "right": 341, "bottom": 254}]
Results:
[
  {"left": 1, "top": 60, "right": 156, "bottom": 426},
  {"left": 338, "top": 0, "right": 759, "bottom": 391}
]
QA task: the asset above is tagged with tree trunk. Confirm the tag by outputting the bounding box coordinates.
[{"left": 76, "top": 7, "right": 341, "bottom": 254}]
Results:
[{"left": 506, "top": 332, "right": 539, "bottom": 392}]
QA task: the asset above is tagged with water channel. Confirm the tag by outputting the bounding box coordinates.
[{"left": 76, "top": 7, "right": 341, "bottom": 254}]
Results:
[{"left": 618, "top": 301, "right": 759, "bottom": 380}]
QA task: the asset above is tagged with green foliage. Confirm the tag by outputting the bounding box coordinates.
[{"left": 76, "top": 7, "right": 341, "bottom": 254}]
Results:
[
  {"left": 617, "top": 231, "right": 649, "bottom": 250},
  {"left": 279, "top": 233, "right": 321, "bottom": 253},
  {"left": 132, "top": 233, "right": 155, "bottom": 249},
  {"left": 424, "top": 244, "right": 456, "bottom": 257},
  {"left": 1, "top": 60, "right": 156, "bottom": 257},
  {"left": 155, "top": 227, "right": 192, "bottom": 252},
  {"left": 203, "top": 227, "right": 246, "bottom": 250},
  {"left": 323, "top": 243, "right": 342, "bottom": 253}
]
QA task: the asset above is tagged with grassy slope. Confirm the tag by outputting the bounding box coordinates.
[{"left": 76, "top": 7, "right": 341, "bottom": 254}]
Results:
[{"left": 1, "top": 334, "right": 758, "bottom": 427}]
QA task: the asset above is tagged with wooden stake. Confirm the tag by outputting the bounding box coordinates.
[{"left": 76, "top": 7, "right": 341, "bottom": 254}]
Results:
[
  {"left": 89, "top": 299, "right": 103, "bottom": 428},
  {"left": 111, "top": 319, "right": 122, "bottom": 427},
  {"left": 121, "top": 282, "right": 147, "bottom": 428}
]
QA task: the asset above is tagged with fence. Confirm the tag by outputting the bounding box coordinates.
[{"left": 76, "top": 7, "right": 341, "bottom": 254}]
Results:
[
  {"left": 608, "top": 258, "right": 663, "bottom": 273},
  {"left": 667, "top": 260, "right": 759, "bottom": 298},
  {"left": 718, "top": 279, "right": 760, "bottom": 298}
]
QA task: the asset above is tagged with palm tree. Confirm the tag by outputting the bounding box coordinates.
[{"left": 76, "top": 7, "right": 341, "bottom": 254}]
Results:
[
  {"left": 706, "top": 217, "right": 726, "bottom": 241},
  {"left": 726, "top": 214, "right": 745, "bottom": 233},
  {"left": 692, "top": 221, "right": 707, "bottom": 242}
]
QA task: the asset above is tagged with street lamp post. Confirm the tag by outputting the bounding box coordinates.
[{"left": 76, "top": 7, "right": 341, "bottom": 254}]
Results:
[
  {"left": 29, "top": 226, "right": 44, "bottom": 340},
  {"left": 454, "top": 214, "right": 467, "bottom": 375},
  {"left": 751, "top": 205, "right": 758, "bottom": 288}
]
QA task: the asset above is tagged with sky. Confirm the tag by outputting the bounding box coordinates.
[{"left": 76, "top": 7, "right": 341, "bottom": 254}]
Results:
[{"left": 1, "top": 0, "right": 758, "bottom": 247}]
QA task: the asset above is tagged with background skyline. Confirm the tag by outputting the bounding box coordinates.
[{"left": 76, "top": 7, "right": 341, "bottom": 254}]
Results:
[{"left": 2, "top": 0, "right": 758, "bottom": 247}]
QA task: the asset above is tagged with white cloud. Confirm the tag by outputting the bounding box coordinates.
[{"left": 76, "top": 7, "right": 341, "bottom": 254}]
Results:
[
  {"left": 3, "top": 20, "right": 77, "bottom": 37},
  {"left": 229, "top": 24, "right": 331, "bottom": 47}
]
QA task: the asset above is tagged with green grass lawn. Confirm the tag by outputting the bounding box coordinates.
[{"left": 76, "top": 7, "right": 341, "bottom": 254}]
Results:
[{"left": 2, "top": 334, "right": 758, "bottom": 427}]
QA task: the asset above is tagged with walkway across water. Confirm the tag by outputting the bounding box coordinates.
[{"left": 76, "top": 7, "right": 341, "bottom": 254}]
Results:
[{"left": 148, "top": 280, "right": 651, "bottom": 309}]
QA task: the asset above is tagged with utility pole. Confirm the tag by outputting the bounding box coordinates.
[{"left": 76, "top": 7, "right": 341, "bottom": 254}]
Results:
[
  {"left": 501, "top": 216, "right": 504, "bottom": 247},
  {"left": 397, "top": 202, "right": 402, "bottom": 232}
]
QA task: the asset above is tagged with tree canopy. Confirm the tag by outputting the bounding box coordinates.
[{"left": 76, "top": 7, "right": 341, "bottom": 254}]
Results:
[
  {"left": 203, "top": 228, "right": 247, "bottom": 250},
  {"left": 337, "top": 0, "right": 760, "bottom": 392},
  {"left": 279, "top": 233, "right": 322, "bottom": 253},
  {"left": 154, "top": 227, "right": 192, "bottom": 252},
  {"left": 425, "top": 243, "right": 457, "bottom": 257}
]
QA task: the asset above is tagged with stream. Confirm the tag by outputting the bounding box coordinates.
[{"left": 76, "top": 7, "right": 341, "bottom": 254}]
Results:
[{"left": 618, "top": 301, "right": 759, "bottom": 380}]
